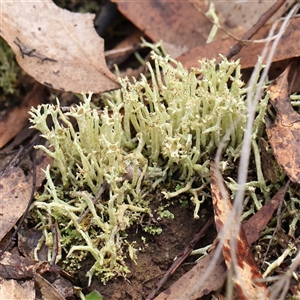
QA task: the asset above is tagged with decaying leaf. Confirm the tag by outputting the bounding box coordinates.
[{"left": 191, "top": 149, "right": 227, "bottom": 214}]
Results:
[
  {"left": 0, "top": 278, "right": 35, "bottom": 300},
  {"left": 0, "top": 0, "right": 119, "bottom": 93},
  {"left": 259, "top": 138, "right": 283, "bottom": 184},
  {"left": 210, "top": 162, "right": 269, "bottom": 300},
  {"left": 266, "top": 60, "right": 300, "bottom": 184},
  {"left": 0, "top": 252, "right": 38, "bottom": 279},
  {"left": 0, "top": 251, "right": 60, "bottom": 279},
  {"left": 0, "top": 166, "right": 32, "bottom": 241},
  {"left": 0, "top": 252, "right": 69, "bottom": 299},
  {"left": 18, "top": 228, "right": 48, "bottom": 261}
]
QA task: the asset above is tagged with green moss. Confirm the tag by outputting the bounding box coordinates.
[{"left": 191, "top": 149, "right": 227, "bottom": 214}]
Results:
[
  {"left": 29, "top": 52, "right": 269, "bottom": 284},
  {"left": 0, "top": 37, "right": 18, "bottom": 96}
]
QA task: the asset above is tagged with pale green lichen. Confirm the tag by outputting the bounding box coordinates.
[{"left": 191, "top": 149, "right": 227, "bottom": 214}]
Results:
[{"left": 29, "top": 52, "right": 270, "bottom": 284}]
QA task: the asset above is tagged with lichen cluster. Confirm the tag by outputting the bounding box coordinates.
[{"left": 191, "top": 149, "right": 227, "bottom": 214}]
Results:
[{"left": 29, "top": 52, "right": 267, "bottom": 283}]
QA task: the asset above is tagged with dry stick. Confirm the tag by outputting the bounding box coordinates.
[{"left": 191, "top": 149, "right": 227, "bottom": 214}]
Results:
[
  {"left": 225, "top": 0, "right": 286, "bottom": 60},
  {"left": 145, "top": 217, "right": 214, "bottom": 300}
]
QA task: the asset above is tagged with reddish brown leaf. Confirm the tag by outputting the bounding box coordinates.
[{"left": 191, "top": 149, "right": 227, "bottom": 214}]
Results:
[
  {"left": 0, "top": 1, "right": 119, "bottom": 93},
  {"left": 112, "top": 0, "right": 291, "bottom": 60},
  {"left": 111, "top": 0, "right": 210, "bottom": 58},
  {"left": 210, "top": 162, "right": 269, "bottom": 300},
  {"left": 266, "top": 61, "right": 300, "bottom": 184}
]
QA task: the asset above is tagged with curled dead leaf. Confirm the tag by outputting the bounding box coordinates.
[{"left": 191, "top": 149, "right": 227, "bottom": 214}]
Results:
[{"left": 0, "top": 1, "right": 120, "bottom": 93}]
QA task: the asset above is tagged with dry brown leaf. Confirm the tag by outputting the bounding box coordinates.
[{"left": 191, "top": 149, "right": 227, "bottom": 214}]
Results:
[
  {"left": 111, "top": 0, "right": 211, "bottom": 58},
  {"left": 210, "top": 161, "right": 269, "bottom": 300},
  {"left": 154, "top": 248, "right": 227, "bottom": 300},
  {"left": 0, "top": 166, "right": 32, "bottom": 241},
  {"left": 214, "top": 1, "right": 292, "bottom": 35},
  {"left": 0, "top": 251, "right": 71, "bottom": 299},
  {"left": 0, "top": 0, "right": 119, "bottom": 93},
  {"left": 266, "top": 61, "right": 300, "bottom": 184},
  {"left": 0, "top": 83, "right": 46, "bottom": 148},
  {"left": 106, "top": 28, "right": 144, "bottom": 69},
  {"left": 0, "top": 278, "right": 35, "bottom": 300}
]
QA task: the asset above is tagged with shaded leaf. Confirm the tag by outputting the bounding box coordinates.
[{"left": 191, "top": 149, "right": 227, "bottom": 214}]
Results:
[
  {"left": 0, "top": 1, "right": 119, "bottom": 93},
  {"left": 266, "top": 61, "right": 300, "bottom": 184},
  {"left": 259, "top": 138, "right": 283, "bottom": 184},
  {"left": 18, "top": 229, "right": 48, "bottom": 261},
  {"left": 111, "top": 0, "right": 210, "bottom": 57},
  {"left": 0, "top": 167, "right": 32, "bottom": 241}
]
